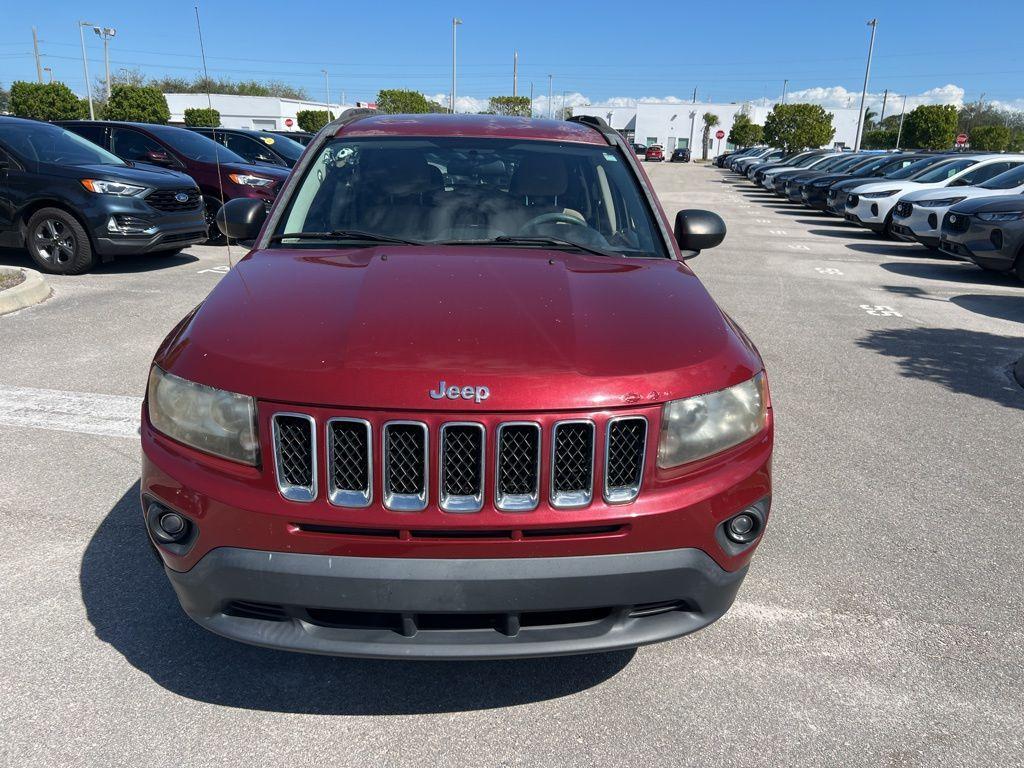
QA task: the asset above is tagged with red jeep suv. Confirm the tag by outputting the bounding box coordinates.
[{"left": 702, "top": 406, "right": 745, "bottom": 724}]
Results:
[{"left": 142, "top": 111, "right": 773, "bottom": 659}]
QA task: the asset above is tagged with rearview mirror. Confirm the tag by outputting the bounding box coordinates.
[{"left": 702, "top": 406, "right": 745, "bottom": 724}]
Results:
[
  {"left": 216, "top": 198, "right": 267, "bottom": 241},
  {"left": 674, "top": 209, "right": 726, "bottom": 258}
]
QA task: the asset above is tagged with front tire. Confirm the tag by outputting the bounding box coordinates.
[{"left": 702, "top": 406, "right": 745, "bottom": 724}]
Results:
[
  {"left": 25, "top": 208, "right": 96, "bottom": 275},
  {"left": 203, "top": 196, "right": 226, "bottom": 245}
]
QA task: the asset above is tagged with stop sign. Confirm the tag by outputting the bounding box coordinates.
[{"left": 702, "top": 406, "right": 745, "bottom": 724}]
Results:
[
  {"left": 956, "top": 133, "right": 968, "bottom": 145},
  {"left": 715, "top": 130, "right": 726, "bottom": 140},
  {"left": 285, "top": 118, "right": 294, "bottom": 127}
]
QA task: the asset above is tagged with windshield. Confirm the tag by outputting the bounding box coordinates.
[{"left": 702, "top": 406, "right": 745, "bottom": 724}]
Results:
[
  {"left": 979, "top": 164, "right": 1024, "bottom": 190},
  {"left": 0, "top": 123, "right": 125, "bottom": 166},
  {"left": 274, "top": 137, "right": 667, "bottom": 258},
  {"left": 256, "top": 131, "right": 304, "bottom": 162},
  {"left": 912, "top": 158, "right": 977, "bottom": 183},
  {"left": 148, "top": 125, "right": 246, "bottom": 163},
  {"left": 794, "top": 153, "right": 829, "bottom": 168},
  {"left": 812, "top": 155, "right": 856, "bottom": 171},
  {"left": 829, "top": 154, "right": 872, "bottom": 172},
  {"left": 854, "top": 155, "right": 909, "bottom": 176},
  {"left": 885, "top": 156, "right": 949, "bottom": 180}
]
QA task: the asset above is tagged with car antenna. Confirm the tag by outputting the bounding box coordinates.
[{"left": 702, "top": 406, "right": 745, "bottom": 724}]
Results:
[{"left": 193, "top": 4, "right": 232, "bottom": 270}]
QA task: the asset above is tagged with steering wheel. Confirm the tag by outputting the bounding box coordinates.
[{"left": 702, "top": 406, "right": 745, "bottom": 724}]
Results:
[{"left": 519, "top": 212, "right": 588, "bottom": 232}]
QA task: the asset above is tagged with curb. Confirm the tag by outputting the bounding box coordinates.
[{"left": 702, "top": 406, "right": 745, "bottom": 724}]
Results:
[{"left": 0, "top": 267, "right": 50, "bottom": 317}]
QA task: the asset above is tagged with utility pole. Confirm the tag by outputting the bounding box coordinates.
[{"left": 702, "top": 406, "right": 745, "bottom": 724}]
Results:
[
  {"left": 529, "top": 82, "right": 534, "bottom": 117},
  {"left": 78, "top": 21, "right": 95, "bottom": 120},
  {"left": 895, "top": 93, "right": 908, "bottom": 149},
  {"left": 43, "top": 66, "right": 53, "bottom": 83},
  {"left": 692, "top": 86, "right": 697, "bottom": 103},
  {"left": 689, "top": 110, "right": 697, "bottom": 153},
  {"left": 451, "top": 17, "right": 462, "bottom": 113},
  {"left": 561, "top": 90, "right": 567, "bottom": 120},
  {"left": 879, "top": 88, "right": 889, "bottom": 123},
  {"left": 321, "top": 69, "right": 331, "bottom": 114},
  {"left": 547, "top": 74, "right": 553, "bottom": 118},
  {"left": 781, "top": 79, "right": 788, "bottom": 104},
  {"left": 32, "top": 27, "right": 43, "bottom": 82},
  {"left": 93, "top": 27, "right": 116, "bottom": 99},
  {"left": 513, "top": 51, "right": 518, "bottom": 97},
  {"left": 854, "top": 18, "right": 878, "bottom": 151}
]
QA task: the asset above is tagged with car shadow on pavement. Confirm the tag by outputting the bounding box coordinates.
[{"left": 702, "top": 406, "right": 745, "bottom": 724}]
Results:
[
  {"left": 809, "top": 228, "right": 886, "bottom": 240},
  {"left": 0, "top": 246, "right": 35, "bottom": 270},
  {"left": 79, "top": 483, "right": 635, "bottom": 715},
  {"left": 950, "top": 294, "right": 1024, "bottom": 324},
  {"left": 880, "top": 261, "right": 1021, "bottom": 287},
  {"left": 0, "top": 246, "right": 199, "bottom": 273},
  {"left": 856, "top": 327, "right": 1024, "bottom": 409}
]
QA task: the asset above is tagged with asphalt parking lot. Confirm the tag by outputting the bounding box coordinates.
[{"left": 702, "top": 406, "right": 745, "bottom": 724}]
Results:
[{"left": 1, "top": 162, "right": 1022, "bottom": 767}]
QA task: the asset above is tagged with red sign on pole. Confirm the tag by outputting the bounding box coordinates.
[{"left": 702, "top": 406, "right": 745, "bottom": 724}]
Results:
[
  {"left": 285, "top": 118, "right": 294, "bottom": 127},
  {"left": 956, "top": 133, "right": 968, "bottom": 145},
  {"left": 715, "top": 130, "right": 726, "bottom": 140}
]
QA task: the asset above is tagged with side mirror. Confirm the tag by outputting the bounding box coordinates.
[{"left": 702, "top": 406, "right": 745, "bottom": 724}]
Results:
[
  {"left": 145, "top": 150, "right": 175, "bottom": 167},
  {"left": 674, "top": 209, "right": 726, "bottom": 258},
  {"left": 216, "top": 198, "right": 267, "bottom": 241}
]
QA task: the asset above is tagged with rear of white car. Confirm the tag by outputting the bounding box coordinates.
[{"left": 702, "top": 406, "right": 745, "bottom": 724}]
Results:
[{"left": 891, "top": 160, "right": 1024, "bottom": 247}]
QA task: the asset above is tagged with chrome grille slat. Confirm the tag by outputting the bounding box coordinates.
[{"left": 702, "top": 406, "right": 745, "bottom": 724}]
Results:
[
  {"left": 604, "top": 417, "right": 647, "bottom": 504},
  {"left": 439, "top": 423, "right": 485, "bottom": 513},
  {"left": 495, "top": 423, "right": 541, "bottom": 512},
  {"left": 272, "top": 413, "right": 316, "bottom": 502},
  {"left": 550, "top": 420, "right": 595, "bottom": 508},
  {"left": 327, "top": 418, "right": 372, "bottom": 507},
  {"left": 383, "top": 422, "right": 428, "bottom": 511}
]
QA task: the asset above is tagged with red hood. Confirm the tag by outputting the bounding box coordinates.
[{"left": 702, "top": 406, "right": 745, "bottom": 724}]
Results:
[{"left": 155, "top": 247, "right": 762, "bottom": 411}]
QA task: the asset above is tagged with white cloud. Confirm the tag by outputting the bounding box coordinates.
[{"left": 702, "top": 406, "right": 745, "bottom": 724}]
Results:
[{"left": 785, "top": 83, "right": 967, "bottom": 113}]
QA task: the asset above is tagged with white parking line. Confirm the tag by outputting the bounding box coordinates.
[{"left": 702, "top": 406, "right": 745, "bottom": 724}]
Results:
[{"left": 0, "top": 385, "right": 141, "bottom": 438}]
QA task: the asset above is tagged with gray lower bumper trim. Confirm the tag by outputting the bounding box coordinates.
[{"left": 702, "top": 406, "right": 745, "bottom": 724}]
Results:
[{"left": 165, "top": 547, "right": 748, "bottom": 660}]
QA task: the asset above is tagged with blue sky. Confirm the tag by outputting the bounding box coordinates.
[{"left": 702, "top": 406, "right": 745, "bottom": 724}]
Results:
[{"left": 2, "top": 0, "right": 1022, "bottom": 113}]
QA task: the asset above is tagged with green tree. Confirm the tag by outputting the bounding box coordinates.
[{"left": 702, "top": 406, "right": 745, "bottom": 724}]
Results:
[
  {"left": 861, "top": 128, "right": 898, "bottom": 150},
  {"left": 762, "top": 103, "right": 835, "bottom": 152},
  {"left": 148, "top": 75, "right": 308, "bottom": 100},
  {"left": 103, "top": 85, "right": 170, "bottom": 123},
  {"left": 0, "top": 84, "right": 11, "bottom": 113},
  {"left": 968, "top": 124, "right": 1011, "bottom": 151},
  {"left": 728, "top": 113, "right": 763, "bottom": 147},
  {"left": 901, "top": 104, "right": 958, "bottom": 149},
  {"left": 9, "top": 81, "right": 87, "bottom": 121},
  {"left": 377, "top": 89, "right": 436, "bottom": 114},
  {"left": 183, "top": 107, "right": 221, "bottom": 127},
  {"left": 863, "top": 108, "right": 878, "bottom": 129},
  {"left": 487, "top": 96, "right": 531, "bottom": 117},
  {"left": 701, "top": 112, "right": 719, "bottom": 160},
  {"left": 296, "top": 110, "right": 333, "bottom": 132}
]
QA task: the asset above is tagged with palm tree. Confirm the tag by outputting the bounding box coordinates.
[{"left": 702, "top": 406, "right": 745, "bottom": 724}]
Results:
[
  {"left": 701, "top": 112, "right": 720, "bottom": 160},
  {"left": 864, "top": 108, "right": 878, "bottom": 129}
]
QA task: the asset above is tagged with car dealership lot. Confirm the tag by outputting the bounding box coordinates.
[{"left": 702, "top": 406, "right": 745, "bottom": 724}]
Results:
[{"left": 1, "top": 163, "right": 1022, "bottom": 767}]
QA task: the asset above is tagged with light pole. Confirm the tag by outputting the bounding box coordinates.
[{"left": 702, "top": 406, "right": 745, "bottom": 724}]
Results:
[
  {"left": 895, "top": 94, "right": 908, "bottom": 149},
  {"left": 689, "top": 110, "right": 696, "bottom": 153},
  {"left": 854, "top": 18, "right": 878, "bottom": 151},
  {"left": 321, "top": 69, "right": 331, "bottom": 115},
  {"left": 44, "top": 66, "right": 53, "bottom": 83},
  {"left": 451, "top": 17, "right": 462, "bottom": 114},
  {"left": 93, "top": 26, "right": 116, "bottom": 100},
  {"left": 547, "top": 74, "right": 553, "bottom": 118},
  {"left": 78, "top": 21, "right": 95, "bottom": 120},
  {"left": 781, "top": 79, "right": 788, "bottom": 104}
]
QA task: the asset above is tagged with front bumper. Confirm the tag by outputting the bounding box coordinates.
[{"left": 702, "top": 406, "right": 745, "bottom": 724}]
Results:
[
  {"left": 92, "top": 212, "right": 207, "bottom": 257},
  {"left": 165, "top": 545, "right": 748, "bottom": 659},
  {"left": 846, "top": 197, "right": 894, "bottom": 231}
]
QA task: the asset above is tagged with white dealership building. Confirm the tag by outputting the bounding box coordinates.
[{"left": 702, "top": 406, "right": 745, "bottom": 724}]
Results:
[
  {"left": 164, "top": 93, "right": 353, "bottom": 132},
  {"left": 572, "top": 101, "right": 862, "bottom": 156}
]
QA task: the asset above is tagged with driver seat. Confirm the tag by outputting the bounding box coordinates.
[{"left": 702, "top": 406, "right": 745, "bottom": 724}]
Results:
[{"left": 508, "top": 155, "right": 585, "bottom": 228}]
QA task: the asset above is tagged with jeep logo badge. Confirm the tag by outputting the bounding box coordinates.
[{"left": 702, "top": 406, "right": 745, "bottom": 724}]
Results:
[{"left": 429, "top": 380, "right": 490, "bottom": 404}]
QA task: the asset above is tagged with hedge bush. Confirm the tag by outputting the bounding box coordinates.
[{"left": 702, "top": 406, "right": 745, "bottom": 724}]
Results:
[
  {"left": 9, "top": 81, "right": 87, "bottom": 121},
  {"left": 296, "top": 110, "right": 333, "bottom": 132},
  {"left": 103, "top": 85, "right": 170, "bottom": 124},
  {"left": 183, "top": 107, "right": 221, "bottom": 127}
]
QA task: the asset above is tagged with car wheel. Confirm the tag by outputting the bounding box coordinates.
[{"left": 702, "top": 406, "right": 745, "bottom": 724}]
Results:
[
  {"left": 1014, "top": 248, "right": 1024, "bottom": 283},
  {"left": 25, "top": 208, "right": 96, "bottom": 275},
  {"left": 203, "top": 196, "right": 226, "bottom": 245},
  {"left": 881, "top": 211, "right": 896, "bottom": 239}
]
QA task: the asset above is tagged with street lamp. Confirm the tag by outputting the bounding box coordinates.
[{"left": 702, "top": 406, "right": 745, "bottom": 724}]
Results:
[
  {"left": 854, "top": 18, "right": 878, "bottom": 151},
  {"left": 321, "top": 69, "right": 331, "bottom": 115},
  {"left": 93, "top": 26, "right": 116, "bottom": 100},
  {"left": 451, "top": 17, "right": 463, "bottom": 114},
  {"left": 78, "top": 21, "right": 96, "bottom": 120},
  {"left": 43, "top": 66, "right": 53, "bottom": 83}
]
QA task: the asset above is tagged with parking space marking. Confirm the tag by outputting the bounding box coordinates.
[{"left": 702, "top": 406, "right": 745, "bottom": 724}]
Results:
[
  {"left": 859, "top": 304, "right": 903, "bottom": 317},
  {"left": 755, "top": 218, "right": 772, "bottom": 224},
  {"left": 0, "top": 385, "right": 140, "bottom": 438},
  {"left": 815, "top": 266, "right": 843, "bottom": 275},
  {"left": 788, "top": 244, "right": 812, "bottom": 251},
  {"left": 197, "top": 265, "right": 230, "bottom": 275}
]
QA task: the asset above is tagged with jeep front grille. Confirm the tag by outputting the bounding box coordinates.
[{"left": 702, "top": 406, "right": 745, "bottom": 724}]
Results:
[
  {"left": 550, "top": 421, "right": 595, "bottom": 508},
  {"left": 383, "top": 422, "right": 428, "bottom": 511},
  {"left": 604, "top": 417, "right": 647, "bottom": 503},
  {"left": 495, "top": 423, "right": 541, "bottom": 511},
  {"left": 327, "top": 418, "right": 372, "bottom": 507},
  {"left": 438, "top": 423, "right": 485, "bottom": 512},
  {"left": 272, "top": 413, "right": 316, "bottom": 502}
]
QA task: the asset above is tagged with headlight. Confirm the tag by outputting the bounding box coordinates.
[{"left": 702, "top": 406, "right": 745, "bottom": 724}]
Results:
[
  {"left": 977, "top": 211, "right": 1024, "bottom": 222},
  {"left": 80, "top": 178, "right": 148, "bottom": 196},
  {"left": 228, "top": 173, "right": 275, "bottom": 188},
  {"left": 861, "top": 189, "right": 899, "bottom": 199},
  {"left": 658, "top": 373, "right": 768, "bottom": 468},
  {"left": 918, "top": 197, "right": 965, "bottom": 208},
  {"left": 147, "top": 366, "right": 259, "bottom": 464}
]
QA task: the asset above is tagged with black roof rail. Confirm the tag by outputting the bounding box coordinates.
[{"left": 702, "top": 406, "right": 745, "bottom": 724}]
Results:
[
  {"left": 567, "top": 114, "right": 619, "bottom": 147},
  {"left": 318, "top": 107, "right": 378, "bottom": 137}
]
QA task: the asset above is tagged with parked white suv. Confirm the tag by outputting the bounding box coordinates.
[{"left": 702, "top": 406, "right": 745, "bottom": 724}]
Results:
[
  {"left": 891, "top": 159, "right": 1024, "bottom": 247},
  {"left": 844, "top": 155, "right": 1024, "bottom": 237}
]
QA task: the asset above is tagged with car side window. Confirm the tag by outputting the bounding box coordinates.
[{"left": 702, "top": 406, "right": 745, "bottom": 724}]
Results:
[
  {"left": 71, "top": 124, "right": 106, "bottom": 147},
  {"left": 958, "top": 162, "right": 1019, "bottom": 185},
  {"left": 223, "top": 134, "right": 283, "bottom": 165},
  {"left": 111, "top": 128, "right": 166, "bottom": 163}
]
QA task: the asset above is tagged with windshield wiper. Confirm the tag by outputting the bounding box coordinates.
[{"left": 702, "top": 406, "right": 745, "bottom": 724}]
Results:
[
  {"left": 269, "top": 230, "right": 424, "bottom": 246},
  {"left": 482, "top": 235, "right": 622, "bottom": 258}
]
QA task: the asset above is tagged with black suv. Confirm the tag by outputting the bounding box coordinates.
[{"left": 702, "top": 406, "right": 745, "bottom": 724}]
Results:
[
  {"left": 187, "top": 127, "right": 306, "bottom": 168},
  {"left": 0, "top": 117, "right": 206, "bottom": 275}
]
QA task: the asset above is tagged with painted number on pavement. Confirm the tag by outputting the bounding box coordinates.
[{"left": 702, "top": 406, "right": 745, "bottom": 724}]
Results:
[
  {"left": 815, "top": 266, "right": 843, "bottom": 275},
  {"left": 859, "top": 304, "right": 903, "bottom": 317},
  {"left": 789, "top": 244, "right": 811, "bottom": 251},
  {"left": 768, "top": 229, "right": 788, "bottom": 236},
  {"left": 197, "top": 265, "right": 231, "bottom": 275}
]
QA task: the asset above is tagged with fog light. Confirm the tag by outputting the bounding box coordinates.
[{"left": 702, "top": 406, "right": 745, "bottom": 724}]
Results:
[
  {"left": 151, "top": 505, "right": 190, "bottom": 543},
  {"left": 725, "top": 512, "right": 759, "bottom": 544},
  {"left": 107, "top": 215, "right": 157, "bottom": 236}
]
